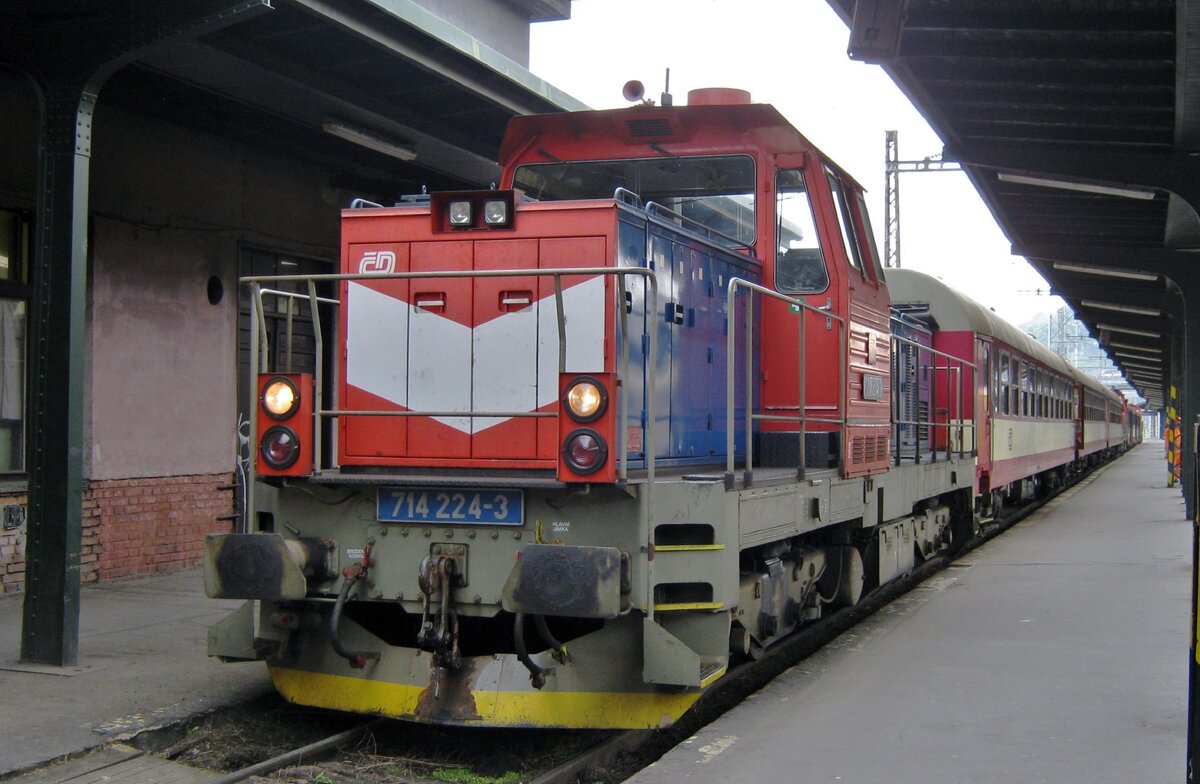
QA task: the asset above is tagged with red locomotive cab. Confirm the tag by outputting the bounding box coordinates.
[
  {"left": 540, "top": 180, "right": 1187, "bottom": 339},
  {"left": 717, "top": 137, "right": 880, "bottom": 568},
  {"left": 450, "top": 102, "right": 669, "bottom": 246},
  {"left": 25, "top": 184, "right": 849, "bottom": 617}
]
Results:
[{"left": 760, "top": 153, "right": 893, "bottom": 478}]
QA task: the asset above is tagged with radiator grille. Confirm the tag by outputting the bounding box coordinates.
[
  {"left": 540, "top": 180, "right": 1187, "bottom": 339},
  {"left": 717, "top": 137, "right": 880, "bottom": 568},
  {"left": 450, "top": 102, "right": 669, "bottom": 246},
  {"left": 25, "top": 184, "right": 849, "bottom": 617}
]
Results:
[{"left": 851, "top": 434, "right": 888, "bottom": 464}]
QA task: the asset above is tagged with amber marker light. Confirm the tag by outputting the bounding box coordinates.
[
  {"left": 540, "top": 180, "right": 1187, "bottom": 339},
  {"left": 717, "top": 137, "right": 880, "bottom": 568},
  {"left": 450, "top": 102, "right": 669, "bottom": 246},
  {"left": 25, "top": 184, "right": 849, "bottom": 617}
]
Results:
[
  {"left": 261, "top": 376, "right": 300, "bottom": 419},
  {"left": 563, "top": 376, "right": 607, "bottom": 423}
]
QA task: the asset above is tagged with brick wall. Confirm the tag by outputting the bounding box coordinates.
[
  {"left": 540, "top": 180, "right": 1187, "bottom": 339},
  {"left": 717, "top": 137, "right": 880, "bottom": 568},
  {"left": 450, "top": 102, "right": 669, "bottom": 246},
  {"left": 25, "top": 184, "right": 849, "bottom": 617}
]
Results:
[
  {"left": 90, "top": 473, "right": 235, "bottom": 581},
  {"left": 0, "top": 473, "right": 234, "bottom": 593},
  {"left": 0, "top": 495, "right": 27, "bottom": 594}
]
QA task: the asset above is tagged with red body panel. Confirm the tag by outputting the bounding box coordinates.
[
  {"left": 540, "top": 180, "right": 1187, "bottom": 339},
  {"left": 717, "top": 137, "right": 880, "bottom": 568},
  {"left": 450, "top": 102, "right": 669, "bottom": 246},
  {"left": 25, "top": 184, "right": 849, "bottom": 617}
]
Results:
[{"left": 337, "top": 203, "right": 617, "bottom": 470}]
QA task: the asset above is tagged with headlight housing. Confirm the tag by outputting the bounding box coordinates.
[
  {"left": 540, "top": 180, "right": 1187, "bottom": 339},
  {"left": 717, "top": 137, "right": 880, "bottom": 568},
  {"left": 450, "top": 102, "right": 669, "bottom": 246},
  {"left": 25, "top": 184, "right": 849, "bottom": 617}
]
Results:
[
  {"left": 483, "top": 198, "right": 510, "bottom": 226},
  {"left": 256, "top": 372, "right": 313, "bottom": 477},
  {"left": 260, "top": 426, "right": 301, "bottom": 470},
  {"left": 261, "top": 376, "right": 300, "bottom": 419},
  {"left": 448, "top": 199, "right": 473, "bottom": 226},
  {"left": 563, "top": 376, "right": 607, "bottom": 423},
  {"left": 562, "top": 429, "right": 607, "bottom": 475}
]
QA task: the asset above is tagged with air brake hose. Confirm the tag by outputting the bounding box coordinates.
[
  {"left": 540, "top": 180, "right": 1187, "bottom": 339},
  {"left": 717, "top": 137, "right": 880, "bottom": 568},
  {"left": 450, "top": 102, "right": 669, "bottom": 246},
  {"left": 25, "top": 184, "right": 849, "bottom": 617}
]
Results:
[
  {"left": 330, "top": 550, "right": 381, "bottom": 669},
  {"left": 513, "top": 613, "right": 547, "bottom": 689},
  {"left": 534, "top": 614, "right": 570, "bottom": 664}
]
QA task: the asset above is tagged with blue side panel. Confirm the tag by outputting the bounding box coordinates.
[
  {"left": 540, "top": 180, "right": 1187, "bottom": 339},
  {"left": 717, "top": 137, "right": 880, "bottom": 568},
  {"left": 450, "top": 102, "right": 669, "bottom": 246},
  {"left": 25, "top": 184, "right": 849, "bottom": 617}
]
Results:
[
  {"left": 711, "top": 254, "right": 751, "bottom": 459},
  {"left": 650, "top": 234, "right": 674, "bottom": 459},
  {"left": 615, "top": 206, "right": 760, "bottom": 470},
  {"left": 666, "top": 241, "right": 702, "bottom": 458},
  {"left": 617, "top": 219, "right": 648, "bottom": 462}
]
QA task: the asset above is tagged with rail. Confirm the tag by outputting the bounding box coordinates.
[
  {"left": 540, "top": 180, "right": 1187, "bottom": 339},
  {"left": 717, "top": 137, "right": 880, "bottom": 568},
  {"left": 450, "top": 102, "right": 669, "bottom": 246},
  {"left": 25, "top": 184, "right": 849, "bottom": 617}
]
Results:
[
  {"left": 644, "top": 200, "right": 755, "bottom": 253},
  {"left": 724, "top": 278, "right": 847, "bottom": 489},
  {"left": 890, "top": 333, "right": 977, "bottom": 464},
  {"left": 243, "top": 266, "right": 658, "bottom": 524}
]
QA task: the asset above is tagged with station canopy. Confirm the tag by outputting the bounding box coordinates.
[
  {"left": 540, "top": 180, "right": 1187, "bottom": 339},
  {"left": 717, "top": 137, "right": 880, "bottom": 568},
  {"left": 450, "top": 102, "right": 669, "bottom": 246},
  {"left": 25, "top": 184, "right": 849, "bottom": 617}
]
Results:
[
  {"left": 2, "top": 0, "right": 584, "bottom": 196},
  {"left": 827, "top": 0, "right": 1200, "bottom": 410}
]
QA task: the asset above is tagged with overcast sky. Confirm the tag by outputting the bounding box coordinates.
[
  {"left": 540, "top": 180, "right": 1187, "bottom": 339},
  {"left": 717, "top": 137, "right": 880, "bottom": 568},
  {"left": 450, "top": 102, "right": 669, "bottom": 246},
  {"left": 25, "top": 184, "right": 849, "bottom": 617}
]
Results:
[{"left": 529, "top": 0, "right": 1067, "bottom": 329}]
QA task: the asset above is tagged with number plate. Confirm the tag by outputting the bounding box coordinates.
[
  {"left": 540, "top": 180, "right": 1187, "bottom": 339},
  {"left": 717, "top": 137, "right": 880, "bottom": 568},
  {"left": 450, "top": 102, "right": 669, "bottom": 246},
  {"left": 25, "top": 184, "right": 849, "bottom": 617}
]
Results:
[{"left": 377, "top": 487, "right": 524, "bottom": 526}]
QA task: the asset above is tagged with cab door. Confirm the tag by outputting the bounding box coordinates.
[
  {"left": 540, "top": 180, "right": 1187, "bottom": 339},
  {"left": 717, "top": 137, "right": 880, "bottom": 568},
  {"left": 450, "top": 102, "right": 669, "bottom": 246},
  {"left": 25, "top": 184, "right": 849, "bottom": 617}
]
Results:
[{"left": 824, "top": 171, "right": 891, "bottom": 476}]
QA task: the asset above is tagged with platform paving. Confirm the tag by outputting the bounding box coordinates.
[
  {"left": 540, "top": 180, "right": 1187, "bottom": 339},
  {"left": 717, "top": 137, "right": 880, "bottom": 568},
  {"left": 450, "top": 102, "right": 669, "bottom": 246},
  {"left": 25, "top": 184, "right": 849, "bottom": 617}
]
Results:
[
  {"left": 0, "top": 568, "right": 271, "bottom": 777},
  {"left": 629, "top": 441, "right": 1190, "bottom": 784}
]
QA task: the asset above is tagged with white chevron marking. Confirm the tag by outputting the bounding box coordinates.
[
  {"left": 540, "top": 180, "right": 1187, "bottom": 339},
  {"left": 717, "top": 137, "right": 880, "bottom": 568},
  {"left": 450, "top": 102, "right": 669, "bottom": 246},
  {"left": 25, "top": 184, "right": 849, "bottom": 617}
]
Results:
[{"left": 346, "top": 277, "right": 606, "bottom": 435}]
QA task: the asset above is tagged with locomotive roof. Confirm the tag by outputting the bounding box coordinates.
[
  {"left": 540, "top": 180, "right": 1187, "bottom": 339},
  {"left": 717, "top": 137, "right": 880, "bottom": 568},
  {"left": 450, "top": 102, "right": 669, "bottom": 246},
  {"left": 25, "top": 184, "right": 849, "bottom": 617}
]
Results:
[
  {"left": 885, "top": 268, "right": 1074, "bottom": 378},
  {"left": 499, "top": 101, "right": 865, "bottom": 192}
]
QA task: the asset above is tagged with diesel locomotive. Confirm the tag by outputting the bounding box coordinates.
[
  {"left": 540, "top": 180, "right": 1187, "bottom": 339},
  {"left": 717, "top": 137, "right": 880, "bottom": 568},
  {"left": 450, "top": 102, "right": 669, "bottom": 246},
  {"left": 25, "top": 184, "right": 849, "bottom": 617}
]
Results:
[{"left": 204, "top": 87, "right": 1138, "bottom": 729}]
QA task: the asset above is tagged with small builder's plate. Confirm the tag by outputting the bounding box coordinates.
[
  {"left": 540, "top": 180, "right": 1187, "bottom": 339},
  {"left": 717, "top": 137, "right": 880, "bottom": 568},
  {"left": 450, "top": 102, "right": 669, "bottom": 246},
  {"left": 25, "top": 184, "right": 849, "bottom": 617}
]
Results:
[{"left": 377, "top": 486, "right": 524, "bottom": 525}]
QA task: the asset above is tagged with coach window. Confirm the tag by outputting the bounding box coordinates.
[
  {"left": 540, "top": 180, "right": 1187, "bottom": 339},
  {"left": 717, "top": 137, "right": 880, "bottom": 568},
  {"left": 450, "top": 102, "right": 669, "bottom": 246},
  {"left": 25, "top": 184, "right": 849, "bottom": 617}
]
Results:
[
  {"left": 1016, "top": 361, "right": 1023, "bottom": 416},
  {"left": 983, "top": 345, "right": 991, "bottom": 412},
  {"left": 999, "top": 352, "right": 1010, "bottom": 414},
  {"left": 1012, "top": 358, "right": 1021, "bottom": 415},
  {"left": 775, "top": 169, "right": 828, "bottom": 294},
  {"left": 0, "top": 209, "right": 28, "bottom": 475}
]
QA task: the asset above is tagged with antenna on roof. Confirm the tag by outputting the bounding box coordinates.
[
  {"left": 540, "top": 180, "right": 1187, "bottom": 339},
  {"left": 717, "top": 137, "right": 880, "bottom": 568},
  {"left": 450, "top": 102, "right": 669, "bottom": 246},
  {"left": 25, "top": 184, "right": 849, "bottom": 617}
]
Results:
[{"left": 661, "top": 67, "right": 673, "bottom": 107}]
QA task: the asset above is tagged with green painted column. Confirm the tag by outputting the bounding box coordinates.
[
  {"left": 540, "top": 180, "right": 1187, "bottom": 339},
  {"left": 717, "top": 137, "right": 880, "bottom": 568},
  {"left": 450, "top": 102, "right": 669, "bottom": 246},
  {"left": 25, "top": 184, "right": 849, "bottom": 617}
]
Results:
[{"left": 19, "top": 87, "right": 93, "bottom": 666}]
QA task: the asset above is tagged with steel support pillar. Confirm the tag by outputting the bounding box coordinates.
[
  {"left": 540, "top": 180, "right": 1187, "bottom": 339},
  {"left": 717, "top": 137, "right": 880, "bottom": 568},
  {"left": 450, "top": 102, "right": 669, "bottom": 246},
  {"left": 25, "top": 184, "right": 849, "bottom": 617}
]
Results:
[
  {"left": 19, "top": 87, "right": 93, "bottom": 665},
  {"left": 7, "top": 0, "right": 274, "bottom": 667}
]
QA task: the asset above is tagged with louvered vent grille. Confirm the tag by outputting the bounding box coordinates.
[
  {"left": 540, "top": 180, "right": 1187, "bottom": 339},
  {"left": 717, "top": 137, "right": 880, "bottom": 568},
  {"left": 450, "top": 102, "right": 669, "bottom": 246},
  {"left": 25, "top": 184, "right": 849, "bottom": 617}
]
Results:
[
  {"left": 625, "top": 118, "right": 675, "bottom": 138},
  {"left": 851, "top": 434, "right": 888, "bottom": 464}
]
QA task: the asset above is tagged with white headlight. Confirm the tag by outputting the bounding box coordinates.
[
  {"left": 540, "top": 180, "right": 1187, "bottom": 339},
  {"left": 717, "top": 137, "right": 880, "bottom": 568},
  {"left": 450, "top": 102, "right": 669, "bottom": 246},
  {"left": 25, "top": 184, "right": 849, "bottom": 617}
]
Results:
[
  {"left": 483, "top": 199, "right": 509, "bottom": 225},
  {"left": 448, "top": 200, "right": 473, "bottom": 226},
  {"left": 262, "top": 377, "right": 299, "bottom": 419},
  {"left": 565, "top": 378, "right": 606, "bottom": 422}
]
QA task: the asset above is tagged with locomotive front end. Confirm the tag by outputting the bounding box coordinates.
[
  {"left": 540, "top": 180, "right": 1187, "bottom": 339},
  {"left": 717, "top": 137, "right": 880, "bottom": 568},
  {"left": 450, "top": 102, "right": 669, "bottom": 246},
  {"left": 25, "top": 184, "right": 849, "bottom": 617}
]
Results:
[{"left": 204, "top": 190, "right": 726, "bottom": 729}]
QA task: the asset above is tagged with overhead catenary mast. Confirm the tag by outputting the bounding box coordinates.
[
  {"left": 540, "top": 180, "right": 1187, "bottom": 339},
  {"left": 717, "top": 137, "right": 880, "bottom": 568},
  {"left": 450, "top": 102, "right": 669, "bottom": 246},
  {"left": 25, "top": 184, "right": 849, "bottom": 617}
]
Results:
[{"left": 883, "top": 130, "right": 961, "bottom": 268}]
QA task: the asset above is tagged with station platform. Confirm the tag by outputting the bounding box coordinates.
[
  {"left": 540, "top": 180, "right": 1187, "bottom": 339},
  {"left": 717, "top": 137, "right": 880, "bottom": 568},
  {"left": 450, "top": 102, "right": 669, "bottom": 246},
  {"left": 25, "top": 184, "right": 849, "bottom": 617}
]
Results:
[
  {"left": 629, "top": 441, "right": 1190, "bottom": 784},
  {"left": 0, "top": 567, "right": 271, "bottom": 776}
]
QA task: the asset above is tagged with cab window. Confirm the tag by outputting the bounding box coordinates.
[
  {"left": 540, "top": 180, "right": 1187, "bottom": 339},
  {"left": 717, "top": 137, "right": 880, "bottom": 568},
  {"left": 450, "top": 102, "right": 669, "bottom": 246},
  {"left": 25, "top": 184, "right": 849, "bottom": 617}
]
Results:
[
  {"left": 826, "top": 172, "right": 864, "bottom": 273},
  {"left": 775, "top": 169, "right": 828, "bottom": 294},
  {"left": 854, "top": 191, "right": 886, "bottom": 280}
]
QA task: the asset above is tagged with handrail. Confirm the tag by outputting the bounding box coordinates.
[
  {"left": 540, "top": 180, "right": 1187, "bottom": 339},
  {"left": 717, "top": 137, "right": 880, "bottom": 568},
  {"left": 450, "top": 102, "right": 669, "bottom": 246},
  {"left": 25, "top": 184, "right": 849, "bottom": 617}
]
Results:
[
  {"left": 613, "top": 187, "right": 643, "bottom": 208},
  {"left": 247, "top": 264, "right": 661, "bottom": 626},
  {"left": 890, "top": 333, "right": 977, "bottom": 464},
  {"left": 644, "top": 200, "right": 755, "bottom": 253},
  {"left": 245, "top": 266, "right": 658, "bottom": 487},
  {"left": 724, "top": 278, "right": 848, "bottom": 489}
]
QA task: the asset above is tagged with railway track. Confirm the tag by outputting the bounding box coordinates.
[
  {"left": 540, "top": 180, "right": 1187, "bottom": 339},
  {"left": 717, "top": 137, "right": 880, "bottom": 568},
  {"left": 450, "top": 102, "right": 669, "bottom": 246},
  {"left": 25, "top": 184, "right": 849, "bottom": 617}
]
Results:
[{"left": 93, "top": 460, "right": 1111, "bottom": 784}]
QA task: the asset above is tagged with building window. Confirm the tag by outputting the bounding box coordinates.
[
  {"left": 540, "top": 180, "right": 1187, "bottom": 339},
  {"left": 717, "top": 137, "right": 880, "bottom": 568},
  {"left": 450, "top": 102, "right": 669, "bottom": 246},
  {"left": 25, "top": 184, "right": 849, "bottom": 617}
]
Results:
[{"left": 0, "top": 209, "right": 28, "bottom": 474}]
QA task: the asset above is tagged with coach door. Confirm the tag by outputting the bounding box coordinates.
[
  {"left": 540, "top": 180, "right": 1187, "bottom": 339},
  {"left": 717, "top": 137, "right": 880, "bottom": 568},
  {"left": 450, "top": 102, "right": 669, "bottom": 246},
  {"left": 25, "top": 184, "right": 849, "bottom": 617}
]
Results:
[{"left": 977, "top": 338, "right": 993, "bottom": 491}]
